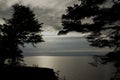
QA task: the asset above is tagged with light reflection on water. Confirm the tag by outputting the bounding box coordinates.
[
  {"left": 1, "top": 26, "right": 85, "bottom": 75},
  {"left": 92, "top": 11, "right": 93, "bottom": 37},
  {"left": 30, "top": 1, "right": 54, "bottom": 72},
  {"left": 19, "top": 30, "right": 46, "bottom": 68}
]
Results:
[{"left": 24, "top": 56, "right": 114, "bottom": 80}]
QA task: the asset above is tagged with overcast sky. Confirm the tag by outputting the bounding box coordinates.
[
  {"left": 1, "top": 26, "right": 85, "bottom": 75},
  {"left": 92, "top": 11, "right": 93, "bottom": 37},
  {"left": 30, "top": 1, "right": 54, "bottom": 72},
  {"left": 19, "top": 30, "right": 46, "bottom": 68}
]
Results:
[
  {"left": 0, "top": 0, "right": 112, "bottom": 56},
  {"left": 0, "top": 0, "right": 81, "bottom": 36}
]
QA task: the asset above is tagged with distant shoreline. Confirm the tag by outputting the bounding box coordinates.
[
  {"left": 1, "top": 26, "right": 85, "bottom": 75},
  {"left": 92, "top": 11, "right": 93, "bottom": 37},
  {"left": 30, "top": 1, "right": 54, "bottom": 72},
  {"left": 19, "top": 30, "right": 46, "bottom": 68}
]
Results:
[{"left": 23, "top": 52, "right": 108, "bottom": 57}]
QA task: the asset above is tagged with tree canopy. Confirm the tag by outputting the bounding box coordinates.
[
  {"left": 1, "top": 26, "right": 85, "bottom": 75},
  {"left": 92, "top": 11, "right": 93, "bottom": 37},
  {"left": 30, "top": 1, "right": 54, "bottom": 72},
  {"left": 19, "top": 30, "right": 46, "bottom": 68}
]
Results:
[
  {"left": 0, "top": 4, "right": 43, "bottom": 66},
  {"left": 59, "top": 0, "right": 120, "bottom": 63},
  {"left": 59, "top": 0, "right": 120, "bottom": 79}
]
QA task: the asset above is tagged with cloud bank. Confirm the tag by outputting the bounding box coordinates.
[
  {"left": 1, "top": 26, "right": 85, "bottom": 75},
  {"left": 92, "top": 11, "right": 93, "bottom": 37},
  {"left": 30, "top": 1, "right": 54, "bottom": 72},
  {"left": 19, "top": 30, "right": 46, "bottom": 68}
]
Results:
[{"left": 0, "top": 0, "right": 81, "bottom": 36}]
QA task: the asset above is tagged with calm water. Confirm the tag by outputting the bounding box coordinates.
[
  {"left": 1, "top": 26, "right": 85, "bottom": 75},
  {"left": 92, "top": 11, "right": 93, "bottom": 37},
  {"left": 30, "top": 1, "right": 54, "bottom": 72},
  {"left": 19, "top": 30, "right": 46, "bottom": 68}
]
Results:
[
  {"left": 24, "top": 56, "right": 114, "bottom": 80},
  {"left": 22, "top": 37, "right": 111, "bottom": 56}
]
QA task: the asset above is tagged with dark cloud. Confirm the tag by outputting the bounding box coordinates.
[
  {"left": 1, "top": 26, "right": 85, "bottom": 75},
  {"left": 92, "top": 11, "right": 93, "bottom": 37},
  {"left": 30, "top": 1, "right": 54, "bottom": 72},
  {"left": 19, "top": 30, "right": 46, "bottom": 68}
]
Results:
[
  {"left": 0, "top": 0, "right": 12, "bottom": 18},
  {"left": 33, "top": 8, "right": 62, "bottom": 30},
  {"left": 0, "top": 0, "right": 78, "bottom": 36},
  {"left": 0, "top": 9, "right": 12, "bottom": 18}
]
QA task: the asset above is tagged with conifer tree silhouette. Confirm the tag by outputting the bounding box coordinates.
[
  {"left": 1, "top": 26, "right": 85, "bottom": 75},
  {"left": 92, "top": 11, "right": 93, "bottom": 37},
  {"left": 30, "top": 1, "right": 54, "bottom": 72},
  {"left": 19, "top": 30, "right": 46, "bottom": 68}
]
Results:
[
  {"left": 0, "top": 4, "right": 43, "bottom": 66},
  {"left": 59, "top": 0, "right": 120, "bottom": 79}
]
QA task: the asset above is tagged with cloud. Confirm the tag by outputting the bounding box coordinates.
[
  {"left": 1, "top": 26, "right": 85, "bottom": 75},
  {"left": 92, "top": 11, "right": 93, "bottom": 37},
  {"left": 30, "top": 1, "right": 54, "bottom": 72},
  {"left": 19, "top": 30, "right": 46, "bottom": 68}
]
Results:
[
  {"left": 41, "top": 25, "right": 58, "bottom": 36},
  {"left": 66, "top": 32, "right": 90, "bottom": 37},
  {"left": 0, "top": 0, "right": 79, "bottom": 36},
  {"left": 2, "top": 0, "right": 78, "bottom": 16},
  {"left": 0, "top": 0, "right": 7, "bottom": 10},
  {"left": 41, "top": 26, "right": 90, "bottom": 37},
  {"left": 0, "top": 18, "right": 5, "bottom": 24},
  {"left": 33, "top": 8, "right": 62, "bottom": 30}
]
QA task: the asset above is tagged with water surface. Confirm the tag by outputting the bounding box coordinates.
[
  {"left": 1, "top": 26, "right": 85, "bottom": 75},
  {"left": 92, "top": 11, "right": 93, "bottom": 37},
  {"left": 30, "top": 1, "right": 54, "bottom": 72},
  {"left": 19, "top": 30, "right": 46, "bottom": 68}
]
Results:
[{"left": 24, "top": 56, "right": 114, "bottom": 80}]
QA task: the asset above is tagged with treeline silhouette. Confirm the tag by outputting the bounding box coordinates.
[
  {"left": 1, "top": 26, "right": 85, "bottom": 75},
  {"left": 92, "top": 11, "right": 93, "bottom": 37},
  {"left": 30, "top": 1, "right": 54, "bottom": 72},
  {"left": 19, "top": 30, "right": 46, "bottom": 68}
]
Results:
[{"left": 58, "top": 0, "right": 120, "bottom": 80}]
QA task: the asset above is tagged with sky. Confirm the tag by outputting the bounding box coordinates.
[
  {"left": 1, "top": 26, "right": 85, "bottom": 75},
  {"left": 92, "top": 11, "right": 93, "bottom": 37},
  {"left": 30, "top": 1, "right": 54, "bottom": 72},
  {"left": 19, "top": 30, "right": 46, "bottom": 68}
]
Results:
[
  {"left": 0, "top": 0, "right": 114, "bottom": 37},
  {"left": 0, "top": 0, "right": 112, "bottom": 56},
  {"left": 22, "top": 37, "right": 111, "bottom": 56},
  {"left": 0, "top": 0, "right": 81, "bottom": 37}
]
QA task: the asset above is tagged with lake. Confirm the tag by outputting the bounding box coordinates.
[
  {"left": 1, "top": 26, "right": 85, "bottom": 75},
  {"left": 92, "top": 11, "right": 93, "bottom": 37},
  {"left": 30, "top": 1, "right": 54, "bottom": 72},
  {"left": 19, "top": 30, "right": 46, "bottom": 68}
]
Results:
[
  {"left": 22, "top": 37, "right": 111, "bottom": 56},
  {"left": 22, "top": 37, "right": 114, "bottom": 80},
  {"left": 24, "top": 56, "right": 114, "bottom": 80}
]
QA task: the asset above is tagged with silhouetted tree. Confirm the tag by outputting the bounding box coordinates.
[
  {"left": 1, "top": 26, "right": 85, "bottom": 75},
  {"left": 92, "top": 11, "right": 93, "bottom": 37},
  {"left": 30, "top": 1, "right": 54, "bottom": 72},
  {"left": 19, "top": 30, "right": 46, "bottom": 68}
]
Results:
[
  {"left": 0, "top": 4, "right": 43, "bottom": 66},
  {"left": 59, "top": 0, "right": 120, "bottom": 79}
]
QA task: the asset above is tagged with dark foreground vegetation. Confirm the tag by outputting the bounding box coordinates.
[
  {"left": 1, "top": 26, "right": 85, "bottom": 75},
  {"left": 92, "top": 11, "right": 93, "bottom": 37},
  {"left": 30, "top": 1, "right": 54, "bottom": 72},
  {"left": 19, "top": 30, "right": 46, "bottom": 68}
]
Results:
[
  {"left": 0, "top": 66, "right": 58, "bottom": 80},
  {"left": 59, "top": 0, "right": 120, "bottom": 80},
  {"left": 0, "top": 4, "right": 58, "bottom": 80}
]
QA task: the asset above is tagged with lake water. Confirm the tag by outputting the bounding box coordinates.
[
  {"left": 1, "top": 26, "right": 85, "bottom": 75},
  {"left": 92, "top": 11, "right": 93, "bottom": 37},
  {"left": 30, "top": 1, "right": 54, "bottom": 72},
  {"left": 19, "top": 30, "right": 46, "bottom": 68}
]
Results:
[
  {"left": 22, "top": 37, "right": 111, "bottom": 56},
  {"left": 24, "top": 56, "right": 114, "bottom": 80},
  {"left": 22, "top": 37, "right": 114, "bottom": 80}
]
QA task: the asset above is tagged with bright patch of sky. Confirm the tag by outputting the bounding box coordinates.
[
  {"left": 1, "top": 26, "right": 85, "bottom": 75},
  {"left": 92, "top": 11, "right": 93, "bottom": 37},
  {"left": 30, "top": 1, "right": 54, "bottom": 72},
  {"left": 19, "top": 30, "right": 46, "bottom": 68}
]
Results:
[{"left": 0, "top": 18, "right": 5, "bottom": 25}]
